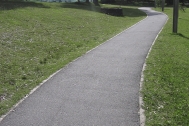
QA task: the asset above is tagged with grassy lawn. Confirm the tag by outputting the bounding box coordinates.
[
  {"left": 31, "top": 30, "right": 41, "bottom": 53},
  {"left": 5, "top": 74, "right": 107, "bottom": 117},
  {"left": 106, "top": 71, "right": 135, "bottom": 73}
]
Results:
[
  {"left": 142, "top": 7, "right": 189, "bottom": 125},
  {"left": 0, "top": 2, "right": 146, "bottom": 116}
]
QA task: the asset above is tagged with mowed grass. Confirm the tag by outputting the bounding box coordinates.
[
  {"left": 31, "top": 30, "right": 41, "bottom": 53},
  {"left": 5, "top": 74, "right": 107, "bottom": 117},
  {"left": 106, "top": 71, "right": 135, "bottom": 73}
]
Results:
[
  {"left": 0, "top": 2, "right": 146, "bottom": 116},
  {"left": 142, "top": 7, "right": 189, "bottom": 125}
]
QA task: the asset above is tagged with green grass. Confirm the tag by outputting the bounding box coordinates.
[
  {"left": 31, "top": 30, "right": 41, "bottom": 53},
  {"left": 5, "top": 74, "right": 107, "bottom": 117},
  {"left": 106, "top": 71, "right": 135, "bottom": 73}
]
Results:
[
  {"left": 0, "top": 2, "right": 146, "bottom": 116},
  {"left": 142, "top": 7, "right": 189, "bottom": 125}
]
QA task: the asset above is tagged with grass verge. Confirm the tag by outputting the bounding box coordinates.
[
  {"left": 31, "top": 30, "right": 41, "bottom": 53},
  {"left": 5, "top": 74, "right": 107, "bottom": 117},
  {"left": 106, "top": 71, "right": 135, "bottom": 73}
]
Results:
[
  {"left": 142, "top": 7, "right": 189, "bottom": 125},
  {"left": 0, "top": 2, "right": 146, "bottom": 116}
]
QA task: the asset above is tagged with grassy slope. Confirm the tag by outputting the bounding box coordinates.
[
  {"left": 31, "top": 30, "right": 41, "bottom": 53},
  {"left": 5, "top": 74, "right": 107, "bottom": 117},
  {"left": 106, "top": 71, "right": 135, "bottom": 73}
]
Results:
[
  {"left": 0, "top": 2, "right": 146, "bottom": 116},
  {"left": 143, "top": 7, "right": 189, "bottom": 125}
]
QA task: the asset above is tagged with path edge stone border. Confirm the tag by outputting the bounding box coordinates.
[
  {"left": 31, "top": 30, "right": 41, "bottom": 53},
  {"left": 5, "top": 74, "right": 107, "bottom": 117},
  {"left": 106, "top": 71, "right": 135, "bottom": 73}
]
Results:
[{"left": 138, "top": 8, "right": 168, "bottom": 126}]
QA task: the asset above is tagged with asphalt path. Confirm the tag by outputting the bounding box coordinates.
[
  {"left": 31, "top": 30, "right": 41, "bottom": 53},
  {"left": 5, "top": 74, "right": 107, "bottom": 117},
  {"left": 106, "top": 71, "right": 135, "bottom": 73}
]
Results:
[{"left": 0, "top": 7, "right": 168, "bottom": 126}]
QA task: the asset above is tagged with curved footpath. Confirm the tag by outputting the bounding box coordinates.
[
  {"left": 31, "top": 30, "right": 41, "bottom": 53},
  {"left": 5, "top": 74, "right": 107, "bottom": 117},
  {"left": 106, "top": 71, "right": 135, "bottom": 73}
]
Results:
[{"left": 0, "top": 7, "right": 168, "bottom": 126}]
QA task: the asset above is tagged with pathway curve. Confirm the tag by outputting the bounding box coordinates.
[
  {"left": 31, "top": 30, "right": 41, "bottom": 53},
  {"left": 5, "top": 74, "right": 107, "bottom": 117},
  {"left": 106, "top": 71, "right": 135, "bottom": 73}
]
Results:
[{"left": 0, "top": 7, "right": 168, "bottom": 126}]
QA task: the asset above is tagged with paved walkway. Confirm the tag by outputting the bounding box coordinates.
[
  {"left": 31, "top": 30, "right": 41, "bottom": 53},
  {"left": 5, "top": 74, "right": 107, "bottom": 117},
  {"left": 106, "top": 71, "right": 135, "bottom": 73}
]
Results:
[{"left": 0, "top": 8, "right": 167, "bottom": 126}]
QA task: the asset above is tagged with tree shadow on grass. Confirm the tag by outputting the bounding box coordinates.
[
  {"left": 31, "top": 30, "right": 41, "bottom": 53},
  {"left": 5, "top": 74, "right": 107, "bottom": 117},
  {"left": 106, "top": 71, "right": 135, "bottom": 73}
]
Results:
[
  {"left": 179, "top": 17, "right": 189, "bottom": 22},
  {"left": 109, "top": 2, "right": 154, "bottom": 7},
  {"left": 171, "top": 33, "right": 189, "bottom": 40},
  {"left": 61, "top": 2, "right": 146, "bottom": 17},
  {"left": 122, "top": 7, "right": 146, "bottom": 17},
  {"left": 60, "top": 2, "right": 101, "bottom": 12},
  {"left": 177, "top": 33, "right": 189, "bottom": 40},
  {"left": 0, "top": 1, "right": 50, "bottom": 10}
]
